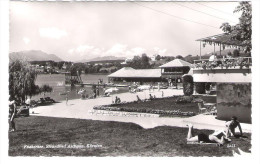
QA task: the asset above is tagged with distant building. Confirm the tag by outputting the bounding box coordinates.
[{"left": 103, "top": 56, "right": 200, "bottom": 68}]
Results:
[
  {"left": 108, "top": 59, "right": 193, "bottom": 86},
  {"left": 159, "top": 59, "right": 193, "bottom": 84},
  {"left": 108, "top": 67, "right": 162, "bottom": 85}
]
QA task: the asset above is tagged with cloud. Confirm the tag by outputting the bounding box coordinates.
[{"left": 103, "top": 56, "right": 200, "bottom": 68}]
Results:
[
  {"left": 105, "top": 43, "right": 127, "bottom": 56},
  {"left": 76, "top": 45, "right": 94, "bottom": 53},
  {"left": 68, "top": 44, "right": 101, "bottom": 58},
  {"left": 23, "top": 37, "right": 30, "bottom": 44},
  {"left": 153, "top": 47, "right": 167, "bottom": 56},
  {"left": 67, "top": 43, "right": 148, "bottom": 61},
  {"left": 125, "top": 47, "right": 146, "bottom": 57},
  {"left": 39, "top": 27, "right": 68, "bottom": 39}
]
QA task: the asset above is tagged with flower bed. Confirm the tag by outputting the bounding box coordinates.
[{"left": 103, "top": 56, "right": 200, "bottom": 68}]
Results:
[
  {"left": 194, "top": 57, "right": 251, "bottom": 70},
  {"left": 93, "top": 105, "right": 196, "bottom": 117},
  {"left": 93, "top": 95, "right": 214, "bottom": 117}
]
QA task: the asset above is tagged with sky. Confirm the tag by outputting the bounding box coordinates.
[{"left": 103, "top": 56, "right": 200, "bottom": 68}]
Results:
[{"left": 9, "top": 1, "right": 241, "bottom": 61}]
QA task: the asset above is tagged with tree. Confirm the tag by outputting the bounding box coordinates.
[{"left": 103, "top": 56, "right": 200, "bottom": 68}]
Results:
[
  {"left": 233, "top": 49, "right": 240, "bottom": 57},
  {"left": 176, "top": 55, "right": 184, "bottom": 60},
  {"left": 155, "top": 54, "right": 161, "bottom": 61},
  {"left": 220, "top": 2, "right": 252, "bottom": 53},
  {"left": 182, "top": 75, "right": 194, "bottom": 96},
  {"left": 184, "top": 54, "right": 194, "bottom": 63},
  {"left": 9, "top": 59, "right": 38, "bottom": 103},
  {"left": 128, "top": 54, "right": 152, "bottom": 69},
  {"left": 140, "top": 53, "right": 151, "bottom": 69},
  {"left": 195, "top": 83, "right": 206, "bottom": 94}
]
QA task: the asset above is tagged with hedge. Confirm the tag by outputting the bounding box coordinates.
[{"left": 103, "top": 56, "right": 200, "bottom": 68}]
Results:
[
  {"left": 195, "top": 82, "right": 206, "bottom": 94},
  {"left": 182, "top": 75, "right": 194, "bottom": 96}
]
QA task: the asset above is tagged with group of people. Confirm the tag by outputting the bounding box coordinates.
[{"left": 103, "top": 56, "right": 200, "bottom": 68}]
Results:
[
  {"left": 186, "top": 116, "right": 243, "bottom": 145},
  {"left": 114, "top": 96, "right": 121, "bottom": 104},
  {"left": 9, "top": 97, "right": 31, "bottom": 132}
]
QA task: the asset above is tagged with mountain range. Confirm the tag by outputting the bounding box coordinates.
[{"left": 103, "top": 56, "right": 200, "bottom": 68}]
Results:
[
  {"left": 80, "top": 56, "right": 126, "bottom": 63},
  {"left": 9, "top": 50, "right": 63, "bottom": 62}
]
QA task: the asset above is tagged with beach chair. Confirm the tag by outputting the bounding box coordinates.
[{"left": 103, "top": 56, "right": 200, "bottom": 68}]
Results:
[
  {"left": 198, "top": 102, "right": 207, "bottom": 114},
  {"left": 209, "top": 106, "right": 217, "bottom": 115}
]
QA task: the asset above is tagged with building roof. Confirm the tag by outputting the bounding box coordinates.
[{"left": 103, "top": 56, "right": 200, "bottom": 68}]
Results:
[
  {"left": 196, "top": 33, "right": 244, "bottom": 47},
  {"left": 159, "top": 59, "right": 193, "bottom": 68},
  {"left": 108, "top": 67, "right": 161, "bottom": 78}
]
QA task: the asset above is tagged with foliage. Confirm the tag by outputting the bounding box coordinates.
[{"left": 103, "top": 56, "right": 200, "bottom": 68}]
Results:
[
  {"left": 205, "top": 83, "right": 211, "bottom": 91},
  {"left": 40, "top": 84, "right": 53, "bottom": 97},
  {"left": 233, "top": 49, "right": 240, "bottom": 57},
  {"left": 182, "top": 75, "right": 194, "bottom": 96},
  {"left": 220, "top": 2, "right": 252, "bottom": 53},
  {"left": 176, "top": 55, "right": 184, "bottom": 60},
  {"left": 195, "top": 57, "right": 251, "bottom": 70},
  {"left": 127, "top": 53, "right": 152, "bottom": 69},
  {"left": 155, "top": 54, "right": 161, "bottom": 61},
  {"left": 9, "top": 59, "right": 38, "bottom": 103},
  {"left": 195, "top": 83, "right": 206, "bottom": 94},
  {"left": 175, "top": 96, "right": 194, "bottom": 104}
]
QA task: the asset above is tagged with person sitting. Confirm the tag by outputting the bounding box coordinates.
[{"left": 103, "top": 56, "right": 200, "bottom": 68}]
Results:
[
  {"left": 136, "top": 95, "right": 141, "bottom": 102},
  {"left": 225, "top": 116, "right": 243, "bottom": 138},
  {"left": 209, "top": 53, "right": 217, "bottom": 62},
  {"left": 115, "top": 96, "right": 121, "bottom": 104},
  {"left": 149, "top": 94, "right": 153, "bottom": 100},
  {"left": 186, "top": 124, "right": 230, "bottom": 145},
  {"left": 104, "top": 92, "right": 110, "bottom": 97}
]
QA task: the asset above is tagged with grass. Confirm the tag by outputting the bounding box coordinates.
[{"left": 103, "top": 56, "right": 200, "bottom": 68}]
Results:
[{"left": 9, "top": 116, "right": 251, "bottom": 156}]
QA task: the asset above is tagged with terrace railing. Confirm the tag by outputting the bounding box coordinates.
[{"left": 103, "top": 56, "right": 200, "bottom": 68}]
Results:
[{"left": 193, "top": 57, "right": 252, "bottom": 70}]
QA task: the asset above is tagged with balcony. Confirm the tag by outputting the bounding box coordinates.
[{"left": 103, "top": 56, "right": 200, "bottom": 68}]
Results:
[{"left": 192, "top": 57, "right": 252, "bottom": 83}]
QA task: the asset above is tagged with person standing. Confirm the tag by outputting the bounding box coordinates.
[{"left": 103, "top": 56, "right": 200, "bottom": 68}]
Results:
[
  {"left": 66, "top": 94, "right": 68, "bottom": 105},
  {"left": 9, "top": 100, "right": 17, "bottom": 132},
  {"left": 96, "top": 88, "right": 100, "bottom": 97}
]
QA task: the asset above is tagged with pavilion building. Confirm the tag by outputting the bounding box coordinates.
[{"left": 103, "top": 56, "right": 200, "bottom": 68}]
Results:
[
  {"left": 159, "top": 59, "right": 193, "bottom": 86},
  {"left": 108, "top": 67, "right": 163, "bottom": 85},
  {"left": 194, "top": 33, "right": 251, "bottom": 123},
  {"left": 108, "top": 59, "right": 193, "bottom": 86}
]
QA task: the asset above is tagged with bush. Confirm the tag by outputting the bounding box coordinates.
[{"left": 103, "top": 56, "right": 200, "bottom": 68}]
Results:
[
  {"left": 182, "top": 75, "right": 194, "bottom": 96},
  {"left": 175, "top": 96, "right": 193, "bottom": 104},
  {"left": 205, "top": 83, "right": 211, "bottom": 91},
  {"left": 195, "top": 83, "right": 206, "bottom": 94}
]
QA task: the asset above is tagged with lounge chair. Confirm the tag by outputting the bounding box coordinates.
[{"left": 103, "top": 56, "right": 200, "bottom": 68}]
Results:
[{"left": 198, "top": 102, "right": 207, "bottom": 114}]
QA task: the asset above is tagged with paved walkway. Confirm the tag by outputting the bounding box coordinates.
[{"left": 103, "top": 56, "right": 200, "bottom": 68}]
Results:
[{"left": 31, "top": 88, "right": 251, "bottom": 132}]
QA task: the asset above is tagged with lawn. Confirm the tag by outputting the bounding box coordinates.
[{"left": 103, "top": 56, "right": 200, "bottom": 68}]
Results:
[
  {"left": 101, "top": 95, "right": 217, "bottom": 117},
  {"left": 9, "top": 116, "right": 251, "bottom": 156}
]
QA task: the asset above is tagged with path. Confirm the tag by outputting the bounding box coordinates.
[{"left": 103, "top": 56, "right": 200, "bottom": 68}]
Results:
[{"left": 31, "top": 88, "right": 251, "bottom": 132}]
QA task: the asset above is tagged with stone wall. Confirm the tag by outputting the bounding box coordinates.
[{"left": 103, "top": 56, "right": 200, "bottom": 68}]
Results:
[{"left": 216, "top": 83, "right": 251, "bottom": 123}]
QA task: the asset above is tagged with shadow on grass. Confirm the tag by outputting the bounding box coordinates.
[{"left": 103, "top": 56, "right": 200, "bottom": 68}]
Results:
[{"left": 8, "top": 116, "right": 251, "bottom": 157}]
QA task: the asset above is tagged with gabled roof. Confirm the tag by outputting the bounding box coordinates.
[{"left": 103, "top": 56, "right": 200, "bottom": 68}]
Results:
[
  {"left": 108, "top": 67, "right": 161, "bottom": 78},
  {"left": 159, "top": 59, "right": 193, "bottom": 68}
]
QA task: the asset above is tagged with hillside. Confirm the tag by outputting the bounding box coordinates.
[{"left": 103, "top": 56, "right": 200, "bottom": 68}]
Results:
[{"left": 9, "top": 50, "right": 63, "bottom": 62}]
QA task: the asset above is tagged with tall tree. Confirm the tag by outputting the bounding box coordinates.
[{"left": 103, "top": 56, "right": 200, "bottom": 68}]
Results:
[
  {"left": 220, "top": 2, "right": 252, "bottom": 53},
  {"left": 9, "top": 59, "right": 38, "bottom": 103}
]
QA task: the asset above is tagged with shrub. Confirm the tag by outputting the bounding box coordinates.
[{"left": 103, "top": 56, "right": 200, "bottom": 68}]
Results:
[
  {"left": 195, "top": 83, "right": 206, "bottom": 94},
  {"left": 205, "top": 83, "right": 211, "bottom": 91},
  {"left": 175, "top": 96, "right": 193, "bottom": 104},
  {"left": 182, "top": 75, "right": 194, "bottom": 96}
]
